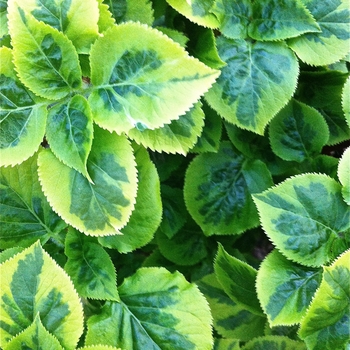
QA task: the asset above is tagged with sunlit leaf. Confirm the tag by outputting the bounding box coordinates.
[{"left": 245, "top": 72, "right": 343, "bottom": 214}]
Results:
[{"left": 338, "top": 147, "right": 350, "bottom": 205}]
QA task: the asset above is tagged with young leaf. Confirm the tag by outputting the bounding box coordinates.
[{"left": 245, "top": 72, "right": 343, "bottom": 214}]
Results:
[
  {"left": 38, "top": 126, "right": 138, "bottom": 236},
  {"left": 299, "top": 249, "right": 350, "bottom": 350},
  {"left": 0, "top": 154, "right": 66, "bottom": 249},
  {"left": 0, "top": 241, "right": 84, "bottom": 349},
  {"left": 205, "top": 36, "right": 299, "bottom": 135},
  {"left": 64, "top": 227, "right": 119, "bottom": 301},
  {"left": 46, "top": 94, "right": 94, "bottom": 182},
  {"left": 85, "top": 267, "right": 213, "bottom": 350},
  {"left": 97, "top": 0, "right": 115, "bottom": 33},
  {"left": 269, "top": 99, "right": 329, "bottom": 163},
  {"left": 338, "top": 147, "right": 350, "bottom": 205},
  {"left": 0, "top": 47, "right": 47, "bottom": 167},
  {"left": 288, "top": 0, "right": 350, "bottom": 65},
  {"left": 253, "top": 174, "right": 350, "bottom": 267},
  {"left": 256, "top": 250, "right": 322, "bottom": 326},
  {"left": 7, "top": 3, "right": 82, "bottom": 99},
  {"left": 343, "top": 76, "right": 350, "bottom": 128},
  {"left": 241, "top": 335, "right": 307, "bottom": 350},
  {"left": 89, "top": 22, "right": 219, "bottom": 134}
]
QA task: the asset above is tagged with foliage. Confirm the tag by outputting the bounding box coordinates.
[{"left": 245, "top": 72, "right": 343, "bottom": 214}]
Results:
[{"left": 0, "top": 0, "right": 349, "bottom": 349}]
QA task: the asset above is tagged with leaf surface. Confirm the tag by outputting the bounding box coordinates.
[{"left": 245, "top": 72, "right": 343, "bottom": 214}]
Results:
[
  {"left": 241, "top": 336, "right": 307, "bottom": 350},
  {"left": 343, "top": 76, "right": 350, "bottom": 128},
  {"left": 338, "top": 147, "right": 350, "bottom": 205}
]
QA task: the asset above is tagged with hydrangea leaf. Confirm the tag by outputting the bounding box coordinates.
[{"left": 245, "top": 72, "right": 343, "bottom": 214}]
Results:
[
  {"left": 64, "top": 227, "right": 119, "bottom": 301},
  {"left": 128, "top": 102, "right": 204, "bottom": 155},
  {"left": 256, "top": 250, "right": 322, "bottom": 326},
  {"left": 253, "top": 174, "right": 350, "bottom": 267},
  {"left": 299, "top": 250, "right": 350, "bottom": 350},
  {"left": 269, "top": 99, "right": 329, "bottom": 163},
  {"left": 4, "top": 315, "right": 64, "bottom": 350},
  {"left": 85, "top": 267, "right": 213, "bottom": 350},
  {"left": 7, "top": 3, "right": 82, "bottom": 100},
  {"left": 0, "top": 154, "right": 66, "bottom": 249},
  {"left": 214, "top": 339, "right": 241, "bottom": 350},
  {"left": 342, "top": 76, "right": 350, "bottom": 128},
  {"left": 46, "top": 95, "right": 94, "bottom": 182},
  {"left": 205, "top": 36, "right": 299, "bottom": 135},
  {"left": 197, "top": 273, "right": 266, "bottom": 341},
  {"left": 166, "top": 0, "right": 219, "bottom": 28},
  {"left": 78, "top": 346, "right": 121, "bottom": 350},
  {"left": 0, "top": 241, "right": 84, "bottom": 349},
  {"left": 214, "top": 244, "right": 264, "bottom": 316},
  {"left": 288, "top": 0, "right": 350, "bottom": 65},
  {"left": 241, "top": 336, "right": 307, "bottom": 350},
  {"left": 89, "top": 22, "right": 219, "bottom": 134},
  {"left": 156, "top": 27, "right": 189, "bottom": 47},
  {"left": 338, "top": 147, "right": 350, "bottom": 205},
  {"left": 97, "top": 0, "right": 115, "bottom": 33},
  {"left": 9, "top": 0, "right": 99, "bottom": 53},
  {"left": 0, "top": 247, "right": 25, "bottom": 264},
  {"left": 38, "top": 126, "right": 138, "bottom": 236},
  {"left": 0, "top": 47, "right": 47, "bottom": 166},
  {"left": 0, "top": 0, "right": 8, "bottom": 37},
  {"left": 98, "top": 144, "right": 162, "bottom": 253}
]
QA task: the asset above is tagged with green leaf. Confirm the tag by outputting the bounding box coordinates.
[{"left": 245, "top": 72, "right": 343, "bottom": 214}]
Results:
[
  {"left": 89, "top": 22, "right": 219, "bottom": 134},
  {"left": 4, "top": 315, "right": 64, "bottom": 350},
  {"left": 7, "top": 3, "right": 82, "bottom": 99},
  {"left": 269, "top": 99, "right": 329, "bottom": 163},
  {"left": 64, "top": 227, "right": 119, "bottom": 301},
  {"left": 85, "top": 267, "right": 213, "bottom": 350},
  {"left": 197, "top": 273, "right": 266, "bottom": 341},
  {"left": 156, "top": 27, "right": 189, "bottom": 48},
  {"left": 0, "top": 0, "right": 8, "bottom": 37},
  {"left": 214, "top": 244, "right": 263, "bottom": 316},
  {"left": 0, "top": 47, "right": 47, "bottom": 166},
  {"left": 343, "top": 76, "right": 350, "bottom": 128},
  {"left": 98, "top": 144, "right": 162, "bottom": 253},
  {"left": 253, "top": 174, "right": 350, "bottom": 267},
  {"left": 205, "top": 36, "right": 299, "bottom": 135},
  {"left": 78, "top": 346, "right": 121, "bottom": 350},
  {"left": 0, "top": 154, "right": 66, "bottom": 249},
  {"left": 214, "top": 338, "right": 241, "bottom": 350},
  {"left": 299, "top": 249, "right": 350, "bottom": 350},
  {"left": 97, "top": 0, "right": 115, "bottom": 33},
  {"left": 288, "top": 0, "right": 350, "bottom": 65},
  {"left": 46, "top": 94, "right": 94, "bottom": 182},
  {"left": 0, "top": 247, "right": 25, "bottom": 264},
  {"left": 10, "top": 0, "right": 99, "bottom": 53},
  {"left": 241, "top": 335, "right": 307, "bottom": 350},
  {"left": 256, "top": 250, "right": 322, "bottom": 326},
  {"left": 166, "top": 0, "right": 219, "bottom": 28},
  {"left": 128, "top": 102, "right": 205, "bottom": 155},
  {"left": 0, "top": 241, "right": 84, "bottom": 349},
  {"left": 38, "top": 126, "right": 138, "bottom": 236},
  {"left": 338, "top": 147, "right": 350, "bottom": 205}
]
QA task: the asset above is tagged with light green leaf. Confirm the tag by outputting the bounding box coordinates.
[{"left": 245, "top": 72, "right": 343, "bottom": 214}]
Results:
[
  {"left": 98, "top": 144, "right": 162, "bottom": 253},
  {"left": 343, "top": 76, "right": 350, "bottom": 128},
  {"left": 253, "top": 174, "right": 350, "bottom": 267},
  {"left": 38, "top": 126, "right": 138, "bottom": 236},
  {"left": 288, "top": 0, "right": 350, "bottom": 65},
  {"left": 85, "top": 267, "right": 213, "bottom": 350},
  {"left": 338, "top": 147, "right": 350, "bottom": 205},
  {"left": 0, "top": 154, "right": 66, "bottom": 249},
  {"left": 0, "top": 247, "right": 25, "bottom": 264},
  {"left": 269, "top": 99, "right": 329, "bottom": 163},
  {"left": 156, "top": 27, "right": 189, "bottom": 48},
  {"left": 46, "top": 94, "right": 94, "bottom": 182},
  {"left": 4, "top": 315, "right": 64, "bottom": 350},
  {"left": 7, "top": 3, "right": 82, "bottom": 99},
  {"left": 97, "top": 0, "right": 115, "bottom": 33},
  {"left": 89, "top": 22, "right": 219, "bottom": 134},
  {"left": 78, "top": 346, "right": 121, "bottom": 350},
  {"left": 128, "top": 102, "right": 205, "bottom": 155},
  {"left": 0, "top": 47, "right": 47, "bottom": 166},
  {"left": 214, "top": 339, "right": 241, "bottom": 350},
  {"left": 166, "top": 0, "right": 219, "bottom": 28},
  {"left": 205, "top": 36, "right": 299, "bottom": 135},
  {"left": 299, "top": 249, "right": 350, "bottom": 350},
  {"left": 241, "top": 335, "right": 307, "bottom": 350},
  {"left": 256, "top": 250, "right": 322, "bottom": 326},
  {"left": 65, "top": 227, "right": 119, "bottom": 301},
  {"left": 0, "top": 241, "right": 84, "bottom": 349},
  {"left": 0, "top": 0, "right": 8, "bottom": 37}
]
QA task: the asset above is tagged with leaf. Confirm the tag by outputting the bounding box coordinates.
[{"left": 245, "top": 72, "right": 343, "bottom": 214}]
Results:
[
  {"left": 0, "top": 154, "right": 66, "bottom": 249},
  {"left": 128, "top": 102, "right": 205, "bottom": 155},
  {"left": 78, "top": 346, "right": 121, "bottom": 350},
  {"left": 0, "top": 47, "right": 47, "bottom": 166},
  {"left": 97, "top": 0, "right": 115, "bottom": 33},
  {"left": 343, "top": 76, "right": 350, "bottom": 128},
  {"left": 214, "top": 339, "right": 241, "bottom": 350},
  {"left": 89, "top": 22, "right": 219, "bottom": 134},
  {"left": 10, "top": 0, "right": 99, "bottom": 53},
  {"left": 0, "top": 0, "right": 8, "bottom": 37},
  {"left": 7, "top": 3, "right": 82, "bottom": 99},
  {"left": 241, "top": 335, "right": 307, "bottom": 350},
  {"left": 288, "top": 0, "right": 350, "bottom": 65},
  {"left": 46, "top": 94, "right": 94, "bottom": 182},
  {"left": 338, "top": 147, "right": 350, "bottom": 205},
  {"left": 166, "top": 0, "right": 219, "bottom": 28},
  {"left": 256, "top": 250, "right": 322, "bottom": 326},
  {"left": 253, "top": 174, "right": 350, "bottom": 267},
  {"left": 98, "top": 144, "right": 162, "bottom": 253},
  {"left": 299, "top": 249, "right": 350, "bottom": 350},
  {"left": 205, "top": 36, "right": 299, "bottom": 135},
  {"left": 269, "top": 99, "right": 329, "bottom": 163},
  {"left": 0, "top": 241, "right": 84, "bottom": 349},
  {"left": 38, "top": 126, "right": 138, "bottom": 236},
  {"left": 85, "top": 267, "right": 213, "bottom": 350},
  {"left": 156, "top": 27, "right": 189, "bottom": 48},
  {"left": 4, "top": 315, "right": 64, "bottom": 350}
]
